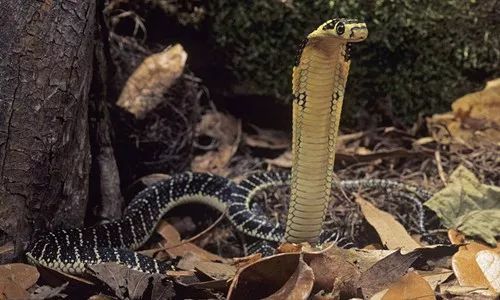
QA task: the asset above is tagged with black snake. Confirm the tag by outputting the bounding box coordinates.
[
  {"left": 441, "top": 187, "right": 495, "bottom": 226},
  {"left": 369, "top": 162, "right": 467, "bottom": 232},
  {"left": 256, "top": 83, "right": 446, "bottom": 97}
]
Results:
[{"left": 26, "top": 19, "right": 433, "bottom": 274}]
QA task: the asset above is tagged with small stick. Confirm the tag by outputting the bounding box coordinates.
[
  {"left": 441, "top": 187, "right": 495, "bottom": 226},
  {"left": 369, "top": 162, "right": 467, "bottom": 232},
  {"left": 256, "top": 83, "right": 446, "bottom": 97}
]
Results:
[{"left": 434, "top": 150, "right": 447, "bottom": 185}]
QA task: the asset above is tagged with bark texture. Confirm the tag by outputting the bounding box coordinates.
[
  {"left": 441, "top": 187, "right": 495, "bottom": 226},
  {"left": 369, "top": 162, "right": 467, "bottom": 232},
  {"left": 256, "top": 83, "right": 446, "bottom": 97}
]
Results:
[{"left": 0, "top": 0, "right": 95, "bottom": 262}]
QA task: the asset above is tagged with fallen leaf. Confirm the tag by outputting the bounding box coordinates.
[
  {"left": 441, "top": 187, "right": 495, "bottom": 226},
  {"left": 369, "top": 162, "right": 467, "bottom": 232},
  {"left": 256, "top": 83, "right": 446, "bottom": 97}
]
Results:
[
  {"left": 265, "top": 150, "right": 292, "bottom": 168},
  {"left": 438, "top": 284, "right": 494, "bottom": 297},
  {"left": 229, "top": 253, "right": 262, "bottom": 270},
  {"left": 245, "top": 125, "right": 289, "bottom": 150},
  {"left": 451, "top": 239, "right": 499, "bottom": 293},
  {"left": 448, "top": 229, "right": 466, "bottom": 245},
  {"left": 355, "top": 195, "right": 421, "bottom": 251},
  {"left": 137, "top": 173, "right": 171, "bottom": 187},
  {"left": 191, "top": 145, "right": 237, "bottom": 176},
  {"left": 117, "top": 44, "right": 187, "bottom": 118},
  {"left": 0, "top": 263, "right": 39, "bottom": 290},
  {"left": 424, "top": 165, "right": 500, "bottom": 245},
  {"left": 476, "top": 250, "right": 500, "bottom": 292},
  {"left": 156, "top": 221, "right": 223, "bottom": 262},
  {"left": 428, "top": 78, "right": 500, "bottom": 147},
  {"left": 195, "top": 261, "right": 236, "bottom": 280},
  {"left": 29, "top": 282, "right": 68, "bottom": 300},
  {"left": 191, "top": 112, "right": 241, "bottom": 175},
  {"left": 358, "top": 250, "right": 420, "bottom": 299},
  {"left": 88, "top": 263, "right": 175, "bottom": 300},
  {"left": 304, "top": 247, "right": 361, "bottom": 295},
  {"left": 165, "top": 270, "right": 195, "bottom": 277},
  {"left": 176, "top": 252, "right": 205, "bottom": 271},
  {"left": 227, "top": 253, "right": 300, "bottom": 300},
  {"left": 382, "top": 271, "right": 435, "bottom": 300},
  {"left": 263, "top": 255, "right": 314, "bottom": 300},
  {"left": 0, "top": 263, "right": 39, "bottom": 300},
  {"left": 418, "top": 269, "right": 454, "bottom": 290},
  {"left": 307, "top": 245, "right": 395, "bottom": 273},
  {"left": 175, "top": 275, "right": 228, "bottom": 298},
  {"left": 277, "top": 242, "right": 303, "bottom": 253}
]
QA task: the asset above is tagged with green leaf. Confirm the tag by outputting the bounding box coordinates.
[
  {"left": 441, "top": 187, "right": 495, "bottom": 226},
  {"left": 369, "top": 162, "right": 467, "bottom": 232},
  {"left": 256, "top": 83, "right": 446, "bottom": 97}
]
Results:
[{"left": 424, "top": 165, "right": 500, "bottom": 246}]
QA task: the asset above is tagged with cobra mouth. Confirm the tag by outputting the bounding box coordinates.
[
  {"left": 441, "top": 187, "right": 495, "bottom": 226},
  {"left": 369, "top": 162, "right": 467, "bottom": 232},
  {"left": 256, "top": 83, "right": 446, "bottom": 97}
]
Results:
[{"left": 349, "top": 26, "right": 368, "bottom": 41}]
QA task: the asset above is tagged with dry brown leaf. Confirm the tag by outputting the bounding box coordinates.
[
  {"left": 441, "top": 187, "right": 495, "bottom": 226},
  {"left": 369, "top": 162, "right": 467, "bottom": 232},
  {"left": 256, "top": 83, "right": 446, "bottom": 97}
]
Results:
[
  {"left": 0, "top": 263, "right": 39, "bottom": 300},
  {"left": 30, "top": 282, "right": 68, "bottom": 300},
  {"left": 227, "top": 253, "right": 300, "bottom": 300},
  {"left": 263, "top": 255, "right": 314, "bottom": 300},
  {"left": 418, "top": 269, "right": 454, "bottom": 290},
  {"left": 0, "top": 263, "right": 39, "bottom": 290},
  {"left": 277, "top": 242, "right": 304, "bottom": 253},
  {"left": 195, "top": 261, "right": 236, "bottom": 280},
  {"left": 191, "top": 112, "right": 241, "bottom": 175},
  {"left": 450, "top": 229, "right": 500, "bottom": 294},
  {"left": 88, "top": 263, "right": 175, "bottom": 300},
  {"left": 229, "top": 253, "right": 262, "bottom": 270},
  {"left": 438, "top": 284, "right": 494, "bottom": 297},
  {"left": 428, "top": 78, "right": 500, "bottom": 146},
  {"left": 191, "top": 145, "right": 237, "bottom": 176},
  {"left": 452, "top": 245, "right": 494, "bottom": 292},
  {"left": 358, "top": 250, "right": 420, "bottom": 299},
  {"left": 448, "top": 228, "right": 466, "bottom": 245},
  {"left": 355, "top": 196, "right": 421, "bottom": 251},
  {"left": 117, "top": 44, "right": 187, "bottom": 118},
  {"left": 265, "top": 150, "right": 292, "bottom": 168},
  {"left": 156, "top": 221, "right": 223, "bottom": 262},
  {"left": 176, "top": 252, "right": 205, "bottom": 271},
  {"left": 476, "top": 250, "right": 500, "bottom": 292},
  {"left": 165, "top": 270, "right": 195, "bottom": 277},
  {"left": 245, "top": 126, "right": 290, "bottom": 150},
  {"left": 382, "top": 271, "right": 435, "bottom": 300},
  {"left": 136, "top": 173, "right": 171, "bottom": 187},
  {"left": 304, "top": 247, "right": 361, "bottom": 295}
]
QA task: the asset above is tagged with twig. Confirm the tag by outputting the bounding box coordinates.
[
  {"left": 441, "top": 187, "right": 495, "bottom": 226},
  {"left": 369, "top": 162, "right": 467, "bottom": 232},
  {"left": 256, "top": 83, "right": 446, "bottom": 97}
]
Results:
[{"left": 434, "top": 150, "right": 447, "bottom": 185}]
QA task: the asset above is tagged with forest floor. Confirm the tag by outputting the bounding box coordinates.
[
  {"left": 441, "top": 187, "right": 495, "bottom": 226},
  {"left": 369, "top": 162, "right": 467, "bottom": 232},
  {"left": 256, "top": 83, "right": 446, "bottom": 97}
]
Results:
[{"left": 2, "top": 71, "right": 498, "bottom": 299}]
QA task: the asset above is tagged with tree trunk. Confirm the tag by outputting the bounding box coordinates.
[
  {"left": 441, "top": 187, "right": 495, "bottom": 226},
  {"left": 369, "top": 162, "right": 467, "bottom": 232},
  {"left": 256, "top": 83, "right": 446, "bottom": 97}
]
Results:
[{"left": 0, "top": 0, "right": 95, "bottom": 263}]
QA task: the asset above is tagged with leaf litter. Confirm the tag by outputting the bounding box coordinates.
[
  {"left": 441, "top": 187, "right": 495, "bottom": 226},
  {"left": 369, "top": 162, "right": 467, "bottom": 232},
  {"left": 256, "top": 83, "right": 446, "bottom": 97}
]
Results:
[{"left": 425, "top": 165, "right": 500, "bottom": 246}]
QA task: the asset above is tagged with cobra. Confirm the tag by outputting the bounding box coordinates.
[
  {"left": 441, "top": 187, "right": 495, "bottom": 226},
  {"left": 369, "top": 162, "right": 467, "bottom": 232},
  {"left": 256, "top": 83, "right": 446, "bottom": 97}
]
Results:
[
  {"left": 287, "top": 19, "right": 368, "bottom": 243},
  {"left": 26, "top": 19, "right": 429, "bottom": 274}
]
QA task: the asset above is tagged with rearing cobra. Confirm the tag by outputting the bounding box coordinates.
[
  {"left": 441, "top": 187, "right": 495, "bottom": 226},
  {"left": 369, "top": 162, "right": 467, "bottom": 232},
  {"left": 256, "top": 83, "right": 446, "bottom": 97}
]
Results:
[
  {"left": 26, "top": 19, "right": 430, "bottom": 274},
  {"left": 287, "top": 19, "right": 368, "bottom": 243}
]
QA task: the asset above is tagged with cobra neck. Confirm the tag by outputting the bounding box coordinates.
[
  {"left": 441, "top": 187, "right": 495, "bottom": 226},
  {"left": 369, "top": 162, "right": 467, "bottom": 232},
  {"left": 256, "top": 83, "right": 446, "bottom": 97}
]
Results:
[{"left": 285, "top": 38, "right": 350, "bottom": 243}]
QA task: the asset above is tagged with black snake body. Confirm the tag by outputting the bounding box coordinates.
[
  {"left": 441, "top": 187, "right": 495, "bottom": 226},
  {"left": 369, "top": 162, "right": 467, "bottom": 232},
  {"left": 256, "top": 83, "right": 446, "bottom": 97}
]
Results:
[{"left": 26, "top": 171, "right": 431, "bottom": 274}]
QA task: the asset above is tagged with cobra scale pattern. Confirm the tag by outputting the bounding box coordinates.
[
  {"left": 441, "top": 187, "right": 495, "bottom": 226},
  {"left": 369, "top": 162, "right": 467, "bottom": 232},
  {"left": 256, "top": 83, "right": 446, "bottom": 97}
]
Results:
[
  {"left": 26, "top": 171, "right": 432, "bottom": 274},
  {"left": 286, "top": 18, "right": 368, "bottom": 243}
]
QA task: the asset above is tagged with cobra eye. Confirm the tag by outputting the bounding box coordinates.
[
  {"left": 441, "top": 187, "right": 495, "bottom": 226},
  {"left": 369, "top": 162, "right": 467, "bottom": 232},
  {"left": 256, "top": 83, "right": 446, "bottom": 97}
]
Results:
[{"left": 336, "top": 22, "right": 345, "bottom": 35}]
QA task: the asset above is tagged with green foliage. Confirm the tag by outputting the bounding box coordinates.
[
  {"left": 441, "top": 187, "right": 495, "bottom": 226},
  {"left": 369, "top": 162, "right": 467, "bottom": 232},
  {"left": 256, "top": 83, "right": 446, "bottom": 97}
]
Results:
[{"left": 205, "top": 0, "right": 500, "bottom": 125}]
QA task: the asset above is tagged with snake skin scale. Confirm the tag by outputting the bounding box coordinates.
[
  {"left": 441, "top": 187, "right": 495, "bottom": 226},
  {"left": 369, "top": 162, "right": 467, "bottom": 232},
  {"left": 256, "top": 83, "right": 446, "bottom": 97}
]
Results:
[{"left": 26, "top": 171, "right": 431, "bottom": 274}]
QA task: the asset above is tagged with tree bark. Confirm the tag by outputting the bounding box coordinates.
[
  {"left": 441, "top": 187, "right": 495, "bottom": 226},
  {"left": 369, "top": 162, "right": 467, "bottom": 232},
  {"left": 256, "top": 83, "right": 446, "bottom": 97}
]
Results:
[{"left": 0, "top": 0, "right": 95, "bottom": 262}]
